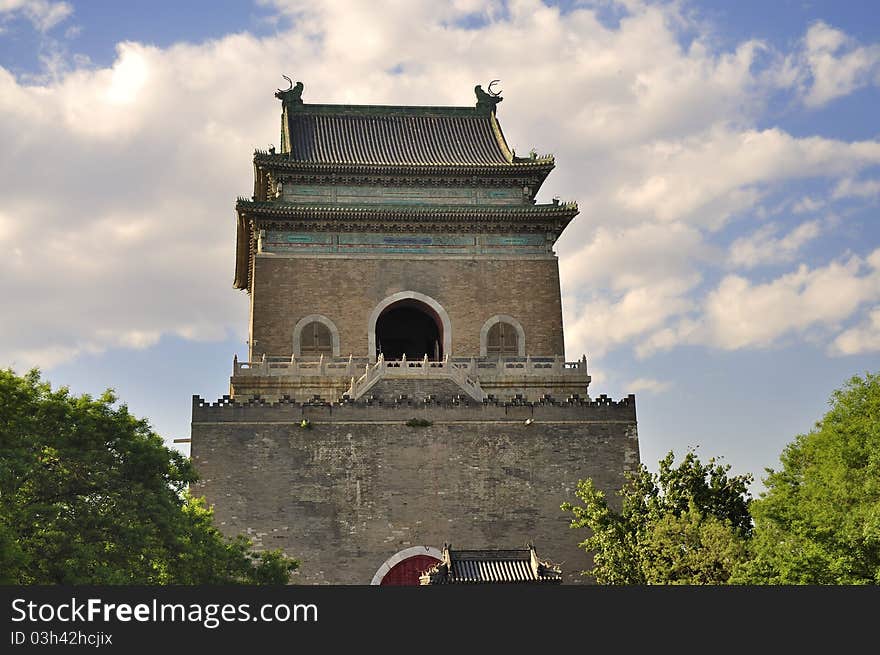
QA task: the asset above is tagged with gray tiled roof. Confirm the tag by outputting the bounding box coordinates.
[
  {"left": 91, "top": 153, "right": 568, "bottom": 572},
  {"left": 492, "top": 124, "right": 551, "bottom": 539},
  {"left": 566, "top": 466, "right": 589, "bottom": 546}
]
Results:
[
  {"left": 420, "top": 545, "right": 562, "bottom": 584},
  {"left": 286, "top": 109, "right": 511, "bottom": 166},
  {"left": 452, "top": 557, "right": 539, "bottom": 583}
]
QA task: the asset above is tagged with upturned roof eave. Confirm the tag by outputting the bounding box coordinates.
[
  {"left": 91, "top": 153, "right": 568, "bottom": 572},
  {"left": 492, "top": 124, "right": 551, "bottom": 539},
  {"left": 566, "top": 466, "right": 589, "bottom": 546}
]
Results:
[
  {"left": 252, "top": 152, "right": 556, "bottom": 174},
  {"left": 235, "top": 199, "right": 578, "bottom": 217}
]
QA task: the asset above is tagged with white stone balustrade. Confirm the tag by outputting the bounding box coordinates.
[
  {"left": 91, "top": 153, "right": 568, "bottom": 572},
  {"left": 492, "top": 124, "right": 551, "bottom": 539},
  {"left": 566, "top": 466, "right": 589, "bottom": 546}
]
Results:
[
  {"left": 233, "top": 353, "right": 366, "bottom": 377},
  {"left": 233, "top": 353, "right": 588, "bottom": 380}
]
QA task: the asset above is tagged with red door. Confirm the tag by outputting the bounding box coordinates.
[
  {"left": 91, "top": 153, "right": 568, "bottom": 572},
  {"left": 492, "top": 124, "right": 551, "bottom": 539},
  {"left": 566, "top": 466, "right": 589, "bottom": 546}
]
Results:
[{"left": 379, "top": 555, "right": 441, "bottom": 585}]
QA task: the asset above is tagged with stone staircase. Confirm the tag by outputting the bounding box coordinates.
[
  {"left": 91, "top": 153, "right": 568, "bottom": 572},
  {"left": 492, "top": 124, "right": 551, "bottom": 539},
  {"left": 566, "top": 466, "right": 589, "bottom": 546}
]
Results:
[{"left": 346, "top": 354, "right": 487, "bottom": 402}]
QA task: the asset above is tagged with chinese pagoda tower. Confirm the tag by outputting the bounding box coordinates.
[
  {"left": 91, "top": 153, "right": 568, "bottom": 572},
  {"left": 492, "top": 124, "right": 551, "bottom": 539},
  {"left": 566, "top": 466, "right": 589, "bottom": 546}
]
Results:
[{"left": 190, "top": 81, "right": 639, "bottom": 584}]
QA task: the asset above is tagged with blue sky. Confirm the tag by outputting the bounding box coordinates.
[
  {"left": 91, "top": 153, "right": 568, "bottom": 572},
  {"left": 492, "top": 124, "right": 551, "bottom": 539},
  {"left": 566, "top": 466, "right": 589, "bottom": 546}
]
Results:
[{"left": 2, "top": 0, "right": 879, "bottom": 496}]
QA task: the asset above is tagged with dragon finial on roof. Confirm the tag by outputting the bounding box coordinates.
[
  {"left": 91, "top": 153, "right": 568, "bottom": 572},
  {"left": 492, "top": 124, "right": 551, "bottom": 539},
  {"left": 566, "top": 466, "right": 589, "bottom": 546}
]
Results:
[
  {"left": 474, "top": 79, "right": 503, "bottom": 113},
  {"left": 275, "top": 75, "right": 304, "bottom": 106}
]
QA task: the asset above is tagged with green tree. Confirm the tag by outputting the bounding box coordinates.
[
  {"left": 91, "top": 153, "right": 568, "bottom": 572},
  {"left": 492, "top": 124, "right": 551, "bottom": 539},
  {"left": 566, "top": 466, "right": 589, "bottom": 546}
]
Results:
[
  {"left": 0, "top": 368, "right": 298, "bottom": 584},
  {"left": 735, "top": 373, "right": 880, "bottom": 584},
  {"left": 561, "top": 450, "right": 752, "bottom": 584}
]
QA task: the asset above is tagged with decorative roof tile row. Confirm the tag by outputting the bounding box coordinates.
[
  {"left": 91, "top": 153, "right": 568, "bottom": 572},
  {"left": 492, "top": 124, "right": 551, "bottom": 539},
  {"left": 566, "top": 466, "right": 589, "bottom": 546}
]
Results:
[
  {"left": 288, "top": 113, "right": 510, "bottom": 166},
  {"left": 236, "top": 199, "right": 578, "bottom": 219},
  {"left": 253, "top": 152, "right": 555, "bottom": 174}
]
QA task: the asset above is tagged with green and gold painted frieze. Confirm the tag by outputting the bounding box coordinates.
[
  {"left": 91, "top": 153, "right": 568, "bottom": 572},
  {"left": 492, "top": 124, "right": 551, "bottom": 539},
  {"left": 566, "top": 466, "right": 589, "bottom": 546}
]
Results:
[
  {"left": 282, "top": 184, "right": 524, "bottom": 206},
  {"left": 260, "top": 231, "right": 551, "bottom": 255}
]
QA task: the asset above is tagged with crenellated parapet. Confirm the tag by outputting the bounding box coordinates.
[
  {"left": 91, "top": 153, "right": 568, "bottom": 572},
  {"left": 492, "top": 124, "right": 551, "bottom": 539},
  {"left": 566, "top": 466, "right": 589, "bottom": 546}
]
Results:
[{"left": 191, "top": 392, "right": 637, "bottom": 423}]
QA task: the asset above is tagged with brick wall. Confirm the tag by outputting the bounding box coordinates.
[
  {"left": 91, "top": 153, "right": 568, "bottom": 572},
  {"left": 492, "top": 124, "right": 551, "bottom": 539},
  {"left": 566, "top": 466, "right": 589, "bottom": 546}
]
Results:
[
  {"left": 249, "top": 256, "right": 564, "bottom": 360},
  {"left": 190, "top": 399, "right": 639, "bottom": 585}
]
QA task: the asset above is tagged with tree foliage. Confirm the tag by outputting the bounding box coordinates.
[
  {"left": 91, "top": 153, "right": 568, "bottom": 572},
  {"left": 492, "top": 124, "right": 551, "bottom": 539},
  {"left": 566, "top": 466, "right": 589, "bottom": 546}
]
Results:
[
  {"left": 561, "top": 450, "right": 752, "bottom": 584},
  {"left": 0, "top": 368, "right": 298, "bottom": 584},
  {"left": 735, "top": 373, "right": 880, "bottom": 584}
]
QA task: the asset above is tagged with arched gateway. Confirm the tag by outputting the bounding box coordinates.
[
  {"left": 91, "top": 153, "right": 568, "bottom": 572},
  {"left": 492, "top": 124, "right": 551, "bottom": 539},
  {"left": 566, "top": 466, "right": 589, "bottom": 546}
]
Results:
[
  {"left": 376, "top": 300, "right": 442, "bottom": 360},
  {"left": 368, "top": 291, "right": 451, "bottom": 362},
  {"left": 370, "top": 546, "right": 443, "bottom": 586}
]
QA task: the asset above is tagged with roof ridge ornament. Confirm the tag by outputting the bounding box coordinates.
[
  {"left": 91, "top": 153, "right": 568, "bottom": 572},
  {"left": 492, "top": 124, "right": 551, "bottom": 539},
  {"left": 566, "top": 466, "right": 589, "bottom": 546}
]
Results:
[
  {"left": 275, "top": 75, "right": 304, "bottom": 107},
  {"left": 475, "top": 79, "right": 502, "bottom": 113}
]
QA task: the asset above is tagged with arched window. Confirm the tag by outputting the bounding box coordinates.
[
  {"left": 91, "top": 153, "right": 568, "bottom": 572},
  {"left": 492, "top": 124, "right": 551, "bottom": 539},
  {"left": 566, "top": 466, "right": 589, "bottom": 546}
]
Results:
[
  {"left": 293, "top": 315, "right": 340, "bottom": 357},
  {"left": 480, "top": 315, "right": 525, "bottom": 357},
  {"left": 486, "top": 321, "right": 519, "bottom": 356},
  {"left": 299, "top": 321, "right": 333, "bottom": 355}
]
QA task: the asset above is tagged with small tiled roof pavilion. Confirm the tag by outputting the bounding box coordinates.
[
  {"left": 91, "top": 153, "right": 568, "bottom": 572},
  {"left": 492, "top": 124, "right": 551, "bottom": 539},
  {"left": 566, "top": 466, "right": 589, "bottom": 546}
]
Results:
[{"left": 419, "top": 544, "right": 562, "bottom": 585}]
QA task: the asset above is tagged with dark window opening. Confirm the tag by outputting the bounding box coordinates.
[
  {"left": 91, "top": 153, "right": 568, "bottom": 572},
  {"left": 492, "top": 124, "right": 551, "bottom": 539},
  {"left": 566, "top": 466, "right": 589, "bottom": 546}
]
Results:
[{"left": 376, "top": 302, "right": 442, "bottom": 361}]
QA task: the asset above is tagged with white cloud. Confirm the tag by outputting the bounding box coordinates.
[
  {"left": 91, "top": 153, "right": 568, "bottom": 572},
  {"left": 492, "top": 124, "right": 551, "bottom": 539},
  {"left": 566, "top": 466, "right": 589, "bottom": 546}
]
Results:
[
  {"left": 728, "top": 219, "right": 822, "bottom": 269},
  {"left": 698, "top": 250, "right": 880, "bottom": 350},
  {"left": 2, "top": 0, "right": 880, "bottom": 373},
  {"left": 560, "top": 221, "right": 705, "bottom": 359},
  {"left": 625, "top": 377, "right": 671, "bottom": 394},
  {"left": 560, "top": 221, "right": 707, "bottom": 292},
  {"left": 792, "top": 196, "right": 825, "bottom": 214},
  {"left": 636, "top": 319, "right": 699, "bottom": 359},
  {"left": 585, "top": 364, "right": 606, "bottom": 388},
  {"left": 0, "top": 0, "right": 71, "bottom": 32},
  {"left": 800, "top": 21, "right": 880, "bottom": 107},
  {"left": 831, "top": 306, "right": 880, "bottom": 355},
  {"left": 615, "top": 127, "right": 880, "bottom": 228},
  {"left": 833, "top": 177, "right": 880, "bottom": 200},
  {"left": 6, "top": 345, "right": 83, "bottom": 371},
  {"left": 0, "top": 210, "right": 17, "bottom": 242},
  {"left": 564, "top": 277, "right": 697, "bottom": 358}
]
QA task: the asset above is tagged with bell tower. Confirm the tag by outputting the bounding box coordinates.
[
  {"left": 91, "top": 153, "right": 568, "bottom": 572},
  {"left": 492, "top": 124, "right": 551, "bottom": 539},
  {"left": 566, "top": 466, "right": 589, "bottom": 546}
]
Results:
[
  {"left": 232, "top": 80, "right": 589, "bottom": 404},
  {"left": 191, "top": 82, "right": 639, "bottom": 584}
]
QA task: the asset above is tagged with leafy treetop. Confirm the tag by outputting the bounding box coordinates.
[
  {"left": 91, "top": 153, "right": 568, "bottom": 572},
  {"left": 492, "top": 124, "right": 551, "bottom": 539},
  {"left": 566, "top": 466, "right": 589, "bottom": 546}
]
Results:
[{"left": 0, "top": 368, "right": 298, "bottom": 584}]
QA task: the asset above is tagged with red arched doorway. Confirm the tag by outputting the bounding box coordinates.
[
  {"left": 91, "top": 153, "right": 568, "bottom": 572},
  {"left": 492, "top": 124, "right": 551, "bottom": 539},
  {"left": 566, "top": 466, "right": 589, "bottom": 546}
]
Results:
[
  {"left": 380, "top": 554, "right": 441, "bottom": 586},
  {"left": 371, "top": 546, "right": 443, "bottom": 585}
]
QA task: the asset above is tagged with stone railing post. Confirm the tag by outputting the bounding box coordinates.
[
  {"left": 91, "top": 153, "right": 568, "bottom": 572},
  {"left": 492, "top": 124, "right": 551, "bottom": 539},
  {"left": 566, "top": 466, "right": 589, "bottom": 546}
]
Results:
[
  {"left": 261, "top": 353, "right": 268, "bottom": 374},
  {"left": 423, "top": 354, "right": 429, "bottom": 374},
  {"left": 318, "top": 354, "right": 325, "bottom": 376}
]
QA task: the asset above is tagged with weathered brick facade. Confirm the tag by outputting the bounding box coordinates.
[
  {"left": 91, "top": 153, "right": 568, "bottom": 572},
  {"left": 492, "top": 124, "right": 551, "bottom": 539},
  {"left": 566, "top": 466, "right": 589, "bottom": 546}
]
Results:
[
  {"left": 250, "top": 256, "right": 564, "bottom": 360},
  {"left": 191, "top": 397, "right": 639, "bottom": 585}
]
